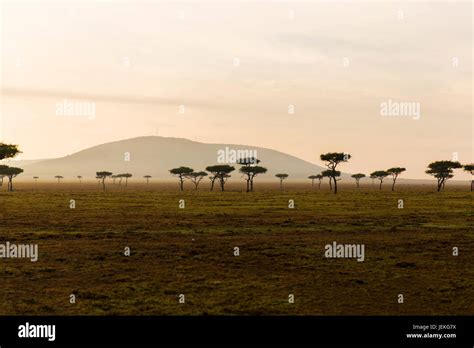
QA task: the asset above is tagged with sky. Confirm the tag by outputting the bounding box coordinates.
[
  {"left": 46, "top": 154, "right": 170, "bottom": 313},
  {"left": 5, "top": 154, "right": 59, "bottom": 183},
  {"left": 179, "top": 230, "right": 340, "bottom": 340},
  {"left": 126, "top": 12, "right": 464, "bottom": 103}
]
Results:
[{"left": 0, "top": 0, "right": 472, "bottom": 179}]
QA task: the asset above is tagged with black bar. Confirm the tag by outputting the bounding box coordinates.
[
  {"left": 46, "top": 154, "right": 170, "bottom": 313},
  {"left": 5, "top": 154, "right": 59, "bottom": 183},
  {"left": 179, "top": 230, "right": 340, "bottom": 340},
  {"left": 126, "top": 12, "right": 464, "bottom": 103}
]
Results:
[{"left": 0, "top": 316, "right": 472, "bottom": 346}]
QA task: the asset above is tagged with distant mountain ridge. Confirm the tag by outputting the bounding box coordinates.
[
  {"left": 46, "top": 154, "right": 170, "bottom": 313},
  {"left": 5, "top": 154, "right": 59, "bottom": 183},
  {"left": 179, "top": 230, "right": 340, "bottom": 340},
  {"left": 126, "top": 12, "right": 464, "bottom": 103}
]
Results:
[{"left": 15, "top": 136, "right": 334, "bottom": 180}]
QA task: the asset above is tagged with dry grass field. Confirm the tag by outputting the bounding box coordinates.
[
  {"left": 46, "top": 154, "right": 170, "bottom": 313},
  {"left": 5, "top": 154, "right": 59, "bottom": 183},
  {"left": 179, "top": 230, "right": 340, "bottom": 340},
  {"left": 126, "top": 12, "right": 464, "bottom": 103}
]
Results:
[{"left": 0, "top": 181, "right": 472, "bottom": 315}]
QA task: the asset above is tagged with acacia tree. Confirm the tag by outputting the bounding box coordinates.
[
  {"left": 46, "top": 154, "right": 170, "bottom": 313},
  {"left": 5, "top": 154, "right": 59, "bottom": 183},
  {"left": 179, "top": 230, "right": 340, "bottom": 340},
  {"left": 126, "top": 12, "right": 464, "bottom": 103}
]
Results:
[
  {"left": 1, "top": 166, "right": 24, "bottom": 191},
  {"left": 96, "top": 171, "right": 113, "bottom": 190},
  {"left": 351, "top": 173, "right": 366, "bottom": 189},
  {"left": 116, "top": 175, "right": 121, "bottom": 185},
  {"left": 122, "top": 173, "right": 132, "bottom": 187},
  {"left": 33, "top": 176, "right": 39, "bottom": 186},
  {"left": 238, "top": 158, "right": 267, "bottom": 192},
  {"left": 187, "top": 171, "right": 208, "bottom": 190},
  {"left": 463, "top": 164, "right": 474, "bottom": 191},
  {"left": 206, "top": 165, "right": 235, "bottom": 191},
  {"left": 0, "top": 143, "right": 20, "bottom": 161},
  {"left": 320, "top": 152, "right": 351, "bottom": 194},
  {"left": 275, "top": 173, "right": 289, "bottom": 190},
  {"left": 426, "top": 161, "right": 462, "bottom": 191},
  {"left": 370, "top": 170, "right": 389, "bottom": 190},
  {"left": 387, "top": 167, "right": 406, "bottom": 191},
  {"left": 55, "top": 175, "right": 64, "bottom": 184},
  {"left": 77, "top": 175, "right": 83, "bottom": 185},
  {"left": 144, "top": 175, "right": 152, "bottom": 184},
  {"left": 321, "top": 170, "right": 333, "bottom": 191},
  {"left": 315, "top": 174, "right": 324, "bottom": 189},
  {"left": 169, "top": 167, "right": 193, "bottom": 191}
]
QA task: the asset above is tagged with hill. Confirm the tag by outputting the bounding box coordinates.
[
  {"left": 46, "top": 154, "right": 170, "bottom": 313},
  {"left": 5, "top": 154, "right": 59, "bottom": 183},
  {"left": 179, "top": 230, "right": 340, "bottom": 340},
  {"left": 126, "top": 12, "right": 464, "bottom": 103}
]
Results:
[{"left": 15, "top": 136, "right": 334, "bottom": 181}]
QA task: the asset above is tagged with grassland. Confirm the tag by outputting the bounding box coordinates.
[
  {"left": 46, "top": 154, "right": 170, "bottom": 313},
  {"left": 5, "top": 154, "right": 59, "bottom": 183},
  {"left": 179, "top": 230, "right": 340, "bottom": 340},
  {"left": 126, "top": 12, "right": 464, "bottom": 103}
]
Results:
[{"left": 0, "top": 182, "right": 472, "bottom": 315}]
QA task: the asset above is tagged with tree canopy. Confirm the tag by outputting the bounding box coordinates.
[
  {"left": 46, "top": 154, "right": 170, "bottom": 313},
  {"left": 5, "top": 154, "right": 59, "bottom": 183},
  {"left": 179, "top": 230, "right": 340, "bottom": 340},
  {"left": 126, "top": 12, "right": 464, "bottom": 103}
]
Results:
[
  {"left": 351, "top": 173, "right": 366, "bottom": 189},
  {"left": 169, "top": 167, "right": 194, "bottom": 191},
  {"left": 206, "top": 165, "right": 235, "bottom": 191},
  {"left": 387, "top": 167, "right": 406, "bottom": 191},
  {"left": 320, "top": 152, "right": 350, "bottom": 194},
  {"left": 0, "top": 143, "right": 21, "bottom": 161},
  {"left": 0, "top": 166, "right": 24, "bottom": 191},
  {"left": 370, "top": 170, "right": 389, "bottom": 190},
  {"left": 239, "top": 165, "right": 267, "bottom": 192},
  {"left": 426, "top": 161, "right": 462, "bottom": 191}
]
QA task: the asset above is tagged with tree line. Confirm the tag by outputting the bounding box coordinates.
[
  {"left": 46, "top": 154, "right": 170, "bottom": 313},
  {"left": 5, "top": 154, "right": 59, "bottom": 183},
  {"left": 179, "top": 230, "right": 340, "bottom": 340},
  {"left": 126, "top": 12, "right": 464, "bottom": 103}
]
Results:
[{"left": 0, "top": 144, "right": 472, "bottom": 193}]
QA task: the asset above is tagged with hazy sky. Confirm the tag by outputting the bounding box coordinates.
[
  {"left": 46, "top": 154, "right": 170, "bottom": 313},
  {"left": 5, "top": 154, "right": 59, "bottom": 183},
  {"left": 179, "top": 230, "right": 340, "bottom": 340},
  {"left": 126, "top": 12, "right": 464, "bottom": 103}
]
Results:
[{"left": 0, "top": 0, "right": 472, "bottom": 179}]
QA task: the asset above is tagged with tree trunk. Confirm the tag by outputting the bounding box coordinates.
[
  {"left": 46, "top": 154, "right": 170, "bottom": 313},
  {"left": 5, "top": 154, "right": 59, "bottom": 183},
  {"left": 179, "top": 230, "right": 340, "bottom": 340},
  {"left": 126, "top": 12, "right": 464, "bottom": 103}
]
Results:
[
  {"left": 329, "top": 178, "right": 332, "bottom": 191},
  {"left": 8, "top": 177, "right": 13, "bottom": 192},
  {"left": 246, "top": 178, "right": 250, "bottom": 192},
  {"left": 333, "top": 177, "right": 338, "bottom": 194},
  {"left": 391, "top": 177, "right": 396, "bottom": 191},
  {"left": 356, "top": 180, "right": 360, "bottom": 189},
  {"left": 250, "top": 179, "right": 254, "bottom": 192},
  {"left": 280, "top": 179, "right": 283, "bottom": 190},
  {"left": 311, "top": 179, "right": 314, "bottom": 187},
  {"left": 220, "top": 177, "right": 225, "bottom": 191},
  {"left": 210, "top": 178, "right": 215, "bottom": 191},
  {"left": 318, "top": 181, "right": 321, "bottom": 190},
  {"left": 471, "top": 180, "right": 473, "bottom": 192},
  {"left": 379, "top": 180, "right": 382, "bottom": 190},
  {"left": 179, "top": 177, "right": 184, "bottom": 191}
]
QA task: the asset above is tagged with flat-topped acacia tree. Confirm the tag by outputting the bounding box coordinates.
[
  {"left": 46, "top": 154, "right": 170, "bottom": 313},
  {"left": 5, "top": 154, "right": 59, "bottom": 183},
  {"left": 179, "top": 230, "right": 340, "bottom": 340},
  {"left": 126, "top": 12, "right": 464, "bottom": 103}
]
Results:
[
  {"left": 2, "top": 166, "right": 24, "bottom": 191},
  {"left": 122, "top": 173, "right": 132, "bottom": 187},
  {"left": 55, "top": 175, "right": 64, "bottom": 184},
  {"left": 187, "top": 171, "right": 207, "bottom": 190},
  {"left": 0, "top": 144, "right": 20, "bottom": 188},
  {"left": 275, "top": 173, "right": 289, "bottom": 190},
  {"left": 320, "top": 152, "right": 351, "bottom": 194},
  {"left": 77, "top": 176, "right": 83, "bottom": 185},
  {"left": 315, "top": 174, "right": 324, "bottom": 189},
  {"left": 144, "top": 175, "right": 152, "bottom": 184},
  {"left": 425, "top": 161, "right": 462, "bottom": 191},
  {"left": 351, "top": 173, "right": 366, "bottom": 189},
  {"left": 387, "top": 167, "right": 406, "bottom": 191},
  {"left": 463, "top": 164, "right": 474, "bottom": 191},
  {"left": 238, "top": 157, "right": 267, "bottom": 192},
  {"left": 96, "top": 171, "right": 113, "bottom": 190},
  {"left": 321, "top": 170, "right": 333, "bottom": 191},
  {"left": 205, "top": 165, "right": 235, "bottom": 191},
  {"left": 370, "top": 170, "right": 389, "bottom": 190},
  {"left": 308, "top": 175, "right": 318, "bottom": 187},
  {"left": 33, "top": 176, "right": 39, "bottom": 185},
  {"left": 169, "top": 167, "right": 193, "bottom": 191}
]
